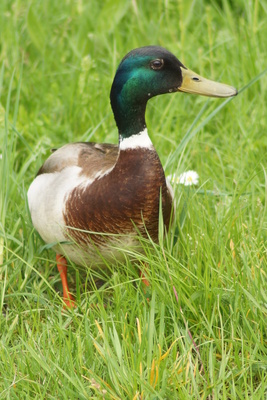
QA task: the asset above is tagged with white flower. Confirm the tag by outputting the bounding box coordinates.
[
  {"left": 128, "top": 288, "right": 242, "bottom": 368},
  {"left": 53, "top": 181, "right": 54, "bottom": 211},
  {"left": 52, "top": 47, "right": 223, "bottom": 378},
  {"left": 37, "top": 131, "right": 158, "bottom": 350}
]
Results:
[{"left": 167, "top": 170, "right": 199, "bottom": 186}]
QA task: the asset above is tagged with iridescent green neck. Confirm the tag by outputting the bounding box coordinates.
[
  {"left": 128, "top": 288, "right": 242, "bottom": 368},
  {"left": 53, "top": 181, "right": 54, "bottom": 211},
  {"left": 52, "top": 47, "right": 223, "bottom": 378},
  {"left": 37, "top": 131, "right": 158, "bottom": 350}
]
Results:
[
  {"left": 110, "top": 56, "right": 152, "bottom": 139},
  {"left": 110, "top": 81, "right": 148, "bottom": 139}
]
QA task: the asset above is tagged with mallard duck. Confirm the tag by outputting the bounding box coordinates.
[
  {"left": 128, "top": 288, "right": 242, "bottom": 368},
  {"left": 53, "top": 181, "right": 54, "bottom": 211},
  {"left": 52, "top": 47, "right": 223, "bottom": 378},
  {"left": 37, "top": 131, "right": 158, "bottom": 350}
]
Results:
[{"left": 28, "top": 46, "right": 237, "bottom": 307}]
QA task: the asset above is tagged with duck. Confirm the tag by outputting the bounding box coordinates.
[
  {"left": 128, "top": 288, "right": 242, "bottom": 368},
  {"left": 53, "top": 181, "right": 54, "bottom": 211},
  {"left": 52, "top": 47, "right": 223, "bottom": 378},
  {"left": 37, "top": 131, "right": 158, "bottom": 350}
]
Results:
[{"left": 27, "top": 46, "right": 237, "bottom": 307}]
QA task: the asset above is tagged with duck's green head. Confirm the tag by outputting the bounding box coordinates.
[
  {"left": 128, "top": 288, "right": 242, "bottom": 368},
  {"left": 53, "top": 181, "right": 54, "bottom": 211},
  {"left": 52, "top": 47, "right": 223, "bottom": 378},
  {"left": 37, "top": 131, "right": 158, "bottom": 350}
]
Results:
[{"left": 110, "top": 46, "right": 237, "bottom": 139}]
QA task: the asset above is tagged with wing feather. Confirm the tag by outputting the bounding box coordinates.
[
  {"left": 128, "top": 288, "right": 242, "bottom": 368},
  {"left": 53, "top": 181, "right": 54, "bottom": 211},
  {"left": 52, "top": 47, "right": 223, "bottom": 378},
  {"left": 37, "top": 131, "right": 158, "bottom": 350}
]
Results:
[{"left": 37, "top": 142, "right": 119, "bottom": 179}]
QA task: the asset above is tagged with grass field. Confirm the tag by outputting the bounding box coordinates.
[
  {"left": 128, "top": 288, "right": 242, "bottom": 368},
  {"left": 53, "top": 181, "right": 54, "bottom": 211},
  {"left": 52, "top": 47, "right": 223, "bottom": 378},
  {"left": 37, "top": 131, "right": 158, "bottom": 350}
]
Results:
[{"left": 0, "top": 0, "right": 266, "bottom": 398}]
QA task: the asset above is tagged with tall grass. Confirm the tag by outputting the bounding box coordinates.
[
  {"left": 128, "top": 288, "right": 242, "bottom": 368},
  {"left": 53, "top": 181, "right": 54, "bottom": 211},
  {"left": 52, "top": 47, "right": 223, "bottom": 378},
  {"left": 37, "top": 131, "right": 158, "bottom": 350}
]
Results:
[{"left": 0, "top": 0, "right": 266, "bottom": 398}]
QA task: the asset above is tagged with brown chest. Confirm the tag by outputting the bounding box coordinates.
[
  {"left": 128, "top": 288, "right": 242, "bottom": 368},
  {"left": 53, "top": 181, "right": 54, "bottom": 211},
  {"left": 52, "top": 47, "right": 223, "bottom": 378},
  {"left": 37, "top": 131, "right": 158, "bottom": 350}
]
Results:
[{"left": 63, "top": 148, "right": 172, "bottom": 245}]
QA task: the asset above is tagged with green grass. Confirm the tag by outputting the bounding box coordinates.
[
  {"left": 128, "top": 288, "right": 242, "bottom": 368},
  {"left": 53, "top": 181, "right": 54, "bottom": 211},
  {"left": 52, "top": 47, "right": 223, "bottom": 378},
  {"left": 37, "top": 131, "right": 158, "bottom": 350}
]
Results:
[{"left": 0, "top": 0, "right": 266, "bottom": 398}]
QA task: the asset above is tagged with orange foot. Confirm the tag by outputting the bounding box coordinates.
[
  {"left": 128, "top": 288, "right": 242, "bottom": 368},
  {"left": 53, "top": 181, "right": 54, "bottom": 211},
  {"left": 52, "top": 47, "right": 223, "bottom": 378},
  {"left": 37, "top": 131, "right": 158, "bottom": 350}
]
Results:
[{"left": 56, "top": 254, "right": 76, "bottom": 308}]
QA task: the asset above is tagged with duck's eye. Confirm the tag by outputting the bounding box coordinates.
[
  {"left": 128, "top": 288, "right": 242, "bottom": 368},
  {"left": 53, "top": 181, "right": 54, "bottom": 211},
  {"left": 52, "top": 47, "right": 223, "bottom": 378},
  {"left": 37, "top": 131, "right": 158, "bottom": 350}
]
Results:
[{"left": 150, "top": 59, "right": 164, "bottom": 70}]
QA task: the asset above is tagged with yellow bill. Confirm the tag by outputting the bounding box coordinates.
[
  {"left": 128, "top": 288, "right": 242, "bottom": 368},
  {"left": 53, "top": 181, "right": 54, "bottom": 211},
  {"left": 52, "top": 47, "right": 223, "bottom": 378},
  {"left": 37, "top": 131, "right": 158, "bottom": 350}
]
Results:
[{"left": 179, "top": 67, "right": 238, "bottom": 98}]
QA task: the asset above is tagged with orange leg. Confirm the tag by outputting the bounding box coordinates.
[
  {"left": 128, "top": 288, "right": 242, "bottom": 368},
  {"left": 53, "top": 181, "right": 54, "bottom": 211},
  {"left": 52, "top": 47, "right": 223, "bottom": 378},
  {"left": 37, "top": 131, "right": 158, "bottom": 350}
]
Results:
[
  {"left": 139, "top": 261, "right": 150, "bottom": 287},
  {"left": 56, "top": 254, "right": 75, "bottom": 308},
  {"left": 139, "top": 263, "right": 151, "bottom": 301},
  {"left": 140, "top": 270, "right": 150, "bottom": 287}
]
